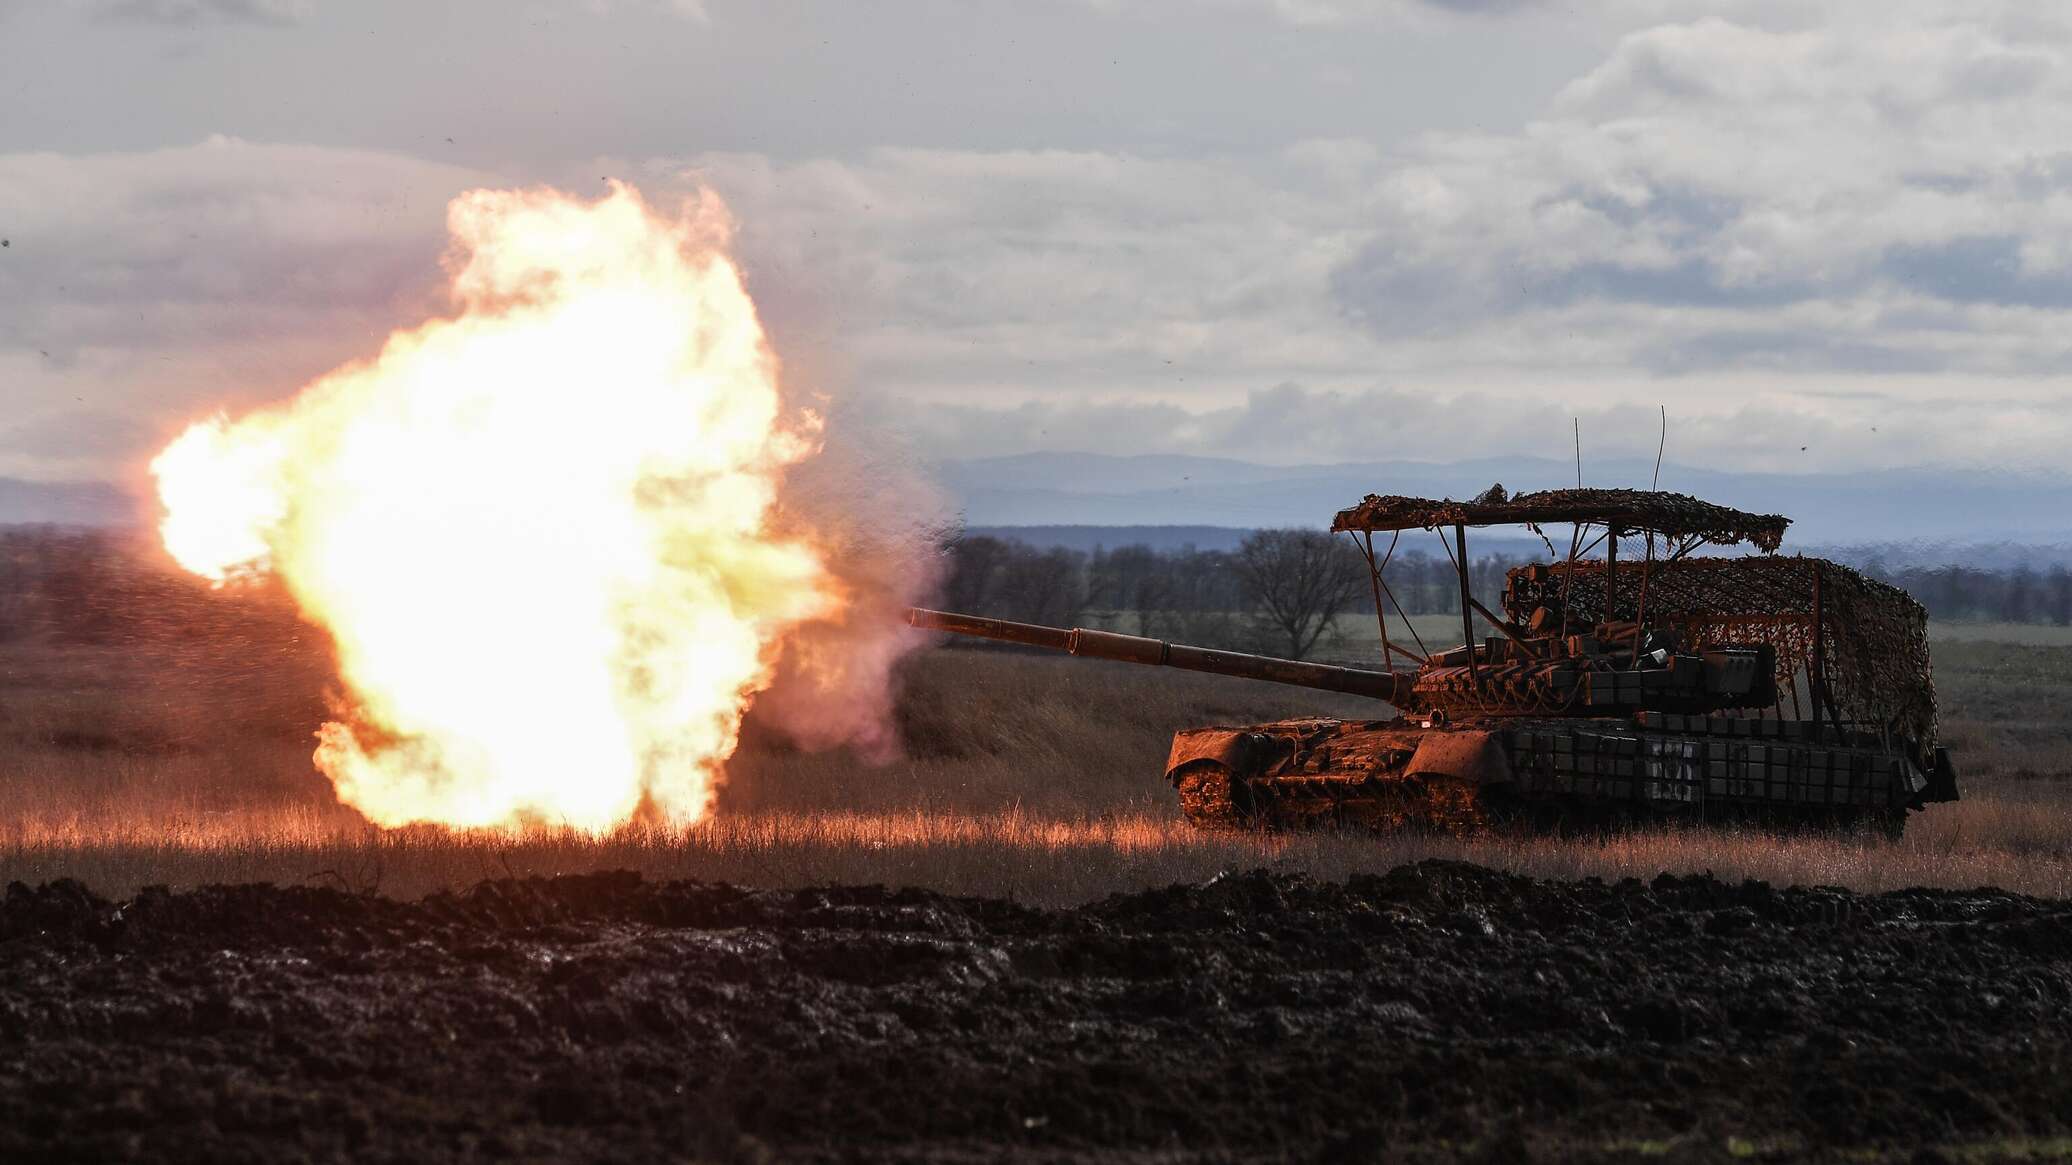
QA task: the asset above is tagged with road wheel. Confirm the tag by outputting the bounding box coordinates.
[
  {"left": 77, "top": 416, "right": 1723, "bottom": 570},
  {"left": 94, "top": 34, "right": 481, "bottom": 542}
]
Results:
[{"left": 1174, "top": 763, "right": 1254, "bottom": 830}]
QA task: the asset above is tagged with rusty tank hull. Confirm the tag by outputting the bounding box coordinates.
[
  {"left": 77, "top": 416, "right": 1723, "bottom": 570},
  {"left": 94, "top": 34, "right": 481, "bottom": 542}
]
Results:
[{"left": 1166, "top": 713, "right": 1944, "bottom": 837}]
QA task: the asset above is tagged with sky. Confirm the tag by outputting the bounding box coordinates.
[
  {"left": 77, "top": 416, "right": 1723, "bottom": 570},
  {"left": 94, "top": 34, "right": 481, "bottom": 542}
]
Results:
[{"left": 4, "top": 0, "right": 2072, "bottom": 488}]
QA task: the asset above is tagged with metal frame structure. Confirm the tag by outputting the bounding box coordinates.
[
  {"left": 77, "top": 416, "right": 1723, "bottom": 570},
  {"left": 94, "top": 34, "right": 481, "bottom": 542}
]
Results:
[
  {"left": 1329, "top": 488, "right": 1789, "bottom": 687},
  {"left": 1325, "top": 485, "right": 1935, "bottom": 760}
]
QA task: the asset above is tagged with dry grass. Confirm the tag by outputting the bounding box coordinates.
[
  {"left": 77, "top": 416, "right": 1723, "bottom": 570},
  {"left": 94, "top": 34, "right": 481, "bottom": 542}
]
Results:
[
  {"left": 1927, "top": 621, "right": 2072, "bottom": 646},
  {"left": 5, "top": 606, "right": 2072, "bottom": 904},
  {"left": 6, "top": 793, "right": 2070, "bottom": 906}
]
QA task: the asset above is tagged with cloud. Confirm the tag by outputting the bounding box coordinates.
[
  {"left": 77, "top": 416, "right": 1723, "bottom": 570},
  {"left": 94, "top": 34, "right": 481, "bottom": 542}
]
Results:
[
  {"left": 0, "top": 136, "right": 491, "bottom": 478},
  {"left": 0, "top": 136, "right": 487, "bottom": 357},
  {"left": 887, "top": 380, "right": 2072, "bottom": 477},
  {"left": 669, "top": 141, "right": 1395, "bottom": 403},
  {"left": 651, "top": 5, "right": 2072, "bottom": 434},
  {"left": 0, "top": 408, "right": 153, "bottom": 458},
  {"left": 1881, "top": 235, "right": 2072, "bottom": 308},
  {"left": 1076, "top": 0, "right": 1552, "bottom": 23},
  {"left": 80, "top": 0, "right": 308, "bottom": 26},
  {"left": 12, "top": 4, "right": 2072, "bottom": 482},
  {"left": 1237, "top": 0, "right": 1549, "bottom": 19},
  {"left": 1331, "top": 7, "right": 2072, "bottom": 374},
  {"left": 577, "top": 0, "right": 709, "bottom": 21},
  {"left": 893, "top": 381, "right": 1718, "bottom": 467}
]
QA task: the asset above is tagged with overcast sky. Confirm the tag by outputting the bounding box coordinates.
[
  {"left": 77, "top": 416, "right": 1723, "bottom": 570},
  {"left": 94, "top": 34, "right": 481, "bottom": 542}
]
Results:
[{"left": 4, "top": 0, "right": 2071, "bottom": 486}]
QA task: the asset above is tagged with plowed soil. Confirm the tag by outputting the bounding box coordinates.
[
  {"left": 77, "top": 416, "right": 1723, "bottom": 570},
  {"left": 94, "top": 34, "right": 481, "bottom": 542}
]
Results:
[{"left": 4, "top": 861, "right": 2070, "bottom": 1163}]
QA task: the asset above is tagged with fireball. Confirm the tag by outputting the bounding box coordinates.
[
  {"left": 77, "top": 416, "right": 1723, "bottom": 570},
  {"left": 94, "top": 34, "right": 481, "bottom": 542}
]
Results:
[{"left": 152, "top": 182, "right": 841, "bottom": 832}]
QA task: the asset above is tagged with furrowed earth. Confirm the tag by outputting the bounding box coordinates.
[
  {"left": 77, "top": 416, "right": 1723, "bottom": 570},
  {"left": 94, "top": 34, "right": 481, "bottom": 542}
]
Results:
[{"left": 4, "top": 861, "right": 2070, "bottom": 1164}]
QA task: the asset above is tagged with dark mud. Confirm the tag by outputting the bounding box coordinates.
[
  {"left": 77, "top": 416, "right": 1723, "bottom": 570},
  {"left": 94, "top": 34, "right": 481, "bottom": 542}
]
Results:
[{"left": 3, "top": 862, "right": 2070, "bottom": 1163}]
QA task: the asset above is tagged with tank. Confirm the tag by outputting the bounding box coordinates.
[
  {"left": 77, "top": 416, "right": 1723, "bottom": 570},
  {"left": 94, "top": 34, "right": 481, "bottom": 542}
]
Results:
[{"left": 913, "top": 486, "right": 1961, "bottom": 837}]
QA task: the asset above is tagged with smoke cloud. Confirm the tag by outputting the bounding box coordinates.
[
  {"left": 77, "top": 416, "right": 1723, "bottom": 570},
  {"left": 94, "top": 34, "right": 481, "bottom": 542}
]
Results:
[{"left": 754, "top": 409, "right": 949, "bottom": 761}]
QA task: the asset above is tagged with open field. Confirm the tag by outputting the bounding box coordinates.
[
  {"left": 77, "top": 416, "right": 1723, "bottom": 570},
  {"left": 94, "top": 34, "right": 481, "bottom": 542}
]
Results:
[
  {"left": 4, "top": 614, "right": 2072, "bottom": 901},
  {"left": 1926, "top": 620, "right": 2072, "bottom": 646}
]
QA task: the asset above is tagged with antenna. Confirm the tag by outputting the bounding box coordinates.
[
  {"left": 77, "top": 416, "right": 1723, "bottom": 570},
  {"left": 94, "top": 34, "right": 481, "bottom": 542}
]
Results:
[
  {"left": 1561, "top": 417, "right": 1586, "bottom": 639},
  {"left": 1651, "top": 404, "right": 1667, "bottom": 491}
]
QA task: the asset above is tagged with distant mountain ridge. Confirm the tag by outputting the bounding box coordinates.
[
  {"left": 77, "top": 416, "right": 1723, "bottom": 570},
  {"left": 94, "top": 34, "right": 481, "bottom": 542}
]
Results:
[
  {"left": 963, "top": 525, "right": 1257, "bottom": 554},
  {"left": 13, "top": 454, "right": 2072, "bottom": 566},
  {"left": 0, "top": 478, "right": 137, "bottom": 527},
  {"left": 936, "top": 453, "right": 2072, "bottom": 551},
  {"left": 966, "top": 525, "right": 2072, "bottom": 573}
]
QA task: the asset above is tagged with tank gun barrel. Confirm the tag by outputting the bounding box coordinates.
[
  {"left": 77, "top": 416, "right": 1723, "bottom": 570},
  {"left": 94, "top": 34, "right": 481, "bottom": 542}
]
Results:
[{"left": 908, "top": 607, "right": 1411, "bottom": 704}]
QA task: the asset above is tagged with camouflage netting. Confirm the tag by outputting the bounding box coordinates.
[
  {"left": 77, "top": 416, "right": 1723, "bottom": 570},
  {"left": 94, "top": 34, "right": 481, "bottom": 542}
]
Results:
[
  {"left": 1333, "top": 488, "right": 1791, "bottom": 553},
  {"left": 1504, "top": 555, "right": 1937, "bottom": 756}
]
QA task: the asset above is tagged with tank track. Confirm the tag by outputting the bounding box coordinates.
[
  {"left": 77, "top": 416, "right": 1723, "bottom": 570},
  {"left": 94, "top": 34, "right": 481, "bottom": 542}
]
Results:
[
  {"left": 1174, "top": 765, "right": 1487, "bottom": 834},
  {"left": 1174, "top": 762, "right": 1908, "bottom": 838}
]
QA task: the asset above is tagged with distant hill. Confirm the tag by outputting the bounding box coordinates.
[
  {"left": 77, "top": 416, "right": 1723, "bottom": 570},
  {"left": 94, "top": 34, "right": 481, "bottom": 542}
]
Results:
[
  {"left": 965, "top": 524, "right": 1559, "bottom": 560},
  {"left": 936, "top": 453, "right": 2072, "bottom": 551},
  {"left": 16, "top": 453, "right": 2072, "bottom": 568},
  {"left": 0, "top": 478, "right": 138, "bottom": 527},
  {"left": 963, "top": 525, "right": 1254, "bottom": 554},
  {"left": 968, "top": 524, "right": 2072, "bottom": 572}
]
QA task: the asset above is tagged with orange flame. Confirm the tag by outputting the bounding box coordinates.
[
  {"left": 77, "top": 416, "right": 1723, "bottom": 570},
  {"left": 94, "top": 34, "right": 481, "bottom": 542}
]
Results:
[{"left": 152, "top": 182, "right": 841, "bottom": 832}]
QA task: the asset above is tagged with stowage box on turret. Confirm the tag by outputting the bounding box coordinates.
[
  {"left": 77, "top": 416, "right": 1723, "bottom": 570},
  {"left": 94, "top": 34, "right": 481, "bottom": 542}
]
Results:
[{"left": 911, "top": 487, "right": 1959, "bottom": 837}]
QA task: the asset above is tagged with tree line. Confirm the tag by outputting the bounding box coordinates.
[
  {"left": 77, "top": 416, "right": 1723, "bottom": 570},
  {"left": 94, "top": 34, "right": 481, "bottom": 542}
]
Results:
[
  {"left": 0, "top": 526, "right": 304, "bottom": 647},
  {"left": 942, "top": 530, "right": 1515, "bottom": 659},
  {"left": 944, "top": 533, "right": 2072, "bottom": 659},
  {"left": 4, "top": 525, "right": 2069, "bottom": 661},
  {"left": 1867, "top": 561, "right": 2072, "bottom": 625}
]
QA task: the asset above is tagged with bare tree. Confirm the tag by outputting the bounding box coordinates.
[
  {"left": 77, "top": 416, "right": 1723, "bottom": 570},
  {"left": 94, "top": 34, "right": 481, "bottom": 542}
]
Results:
[
  {"left": 940, "top": 535, "right": 1015, "bottom": 614},
  {"left": 1231, "top": 528, "right": 1368, "bottom": 659},
  {"left": 939, "top": 535, "right": 1087, "bottom": 627},
  {"left": 996, "top": 545, "right": 1087, "bottom": 626}
]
